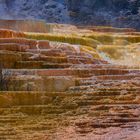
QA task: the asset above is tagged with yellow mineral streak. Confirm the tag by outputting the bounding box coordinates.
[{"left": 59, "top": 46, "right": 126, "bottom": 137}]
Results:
[
  {"left": 85, "top": 32, "right": 140, "bottom": 44},
  {"left": 25, "top": 32, "right": 101, "bottom": 48},
  {"left": 80, "top": 46, "right": 101, "bottom": 59}
]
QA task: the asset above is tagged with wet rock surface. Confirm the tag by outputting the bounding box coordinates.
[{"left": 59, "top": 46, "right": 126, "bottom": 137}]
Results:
[{"left": 0, "top": 23, "right": 140, "bottom": 139}]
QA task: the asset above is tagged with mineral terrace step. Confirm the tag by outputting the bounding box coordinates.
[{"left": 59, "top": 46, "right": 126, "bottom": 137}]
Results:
[
  {"left": 0, "top": 134, "right": 21, "bottom": 140},
  {"left": 0, "top": 105, "right": 73, "bottom": 115},
  {"left": 43, "top": 63, "right": 72, "bottom": 69},
  {"left": 76, "top": 99, "right": 139, "bottom": 106},
  {"left": 0, "top": 91, "right": 138, "bottom": 110},
  {"left": 26, "top": 49, "right": 66, "bottom": 57},
  {"left": 71, "top": 64, "right": 140, "bottom": 70},
  {"left": 76, "top": 74, "right": 140, "bottom": 83},
  {"left": 0, "top": 43, "right": 30, "bottom": 52},
  {"left": 69, "top": 86, "right": 140, "bottom": 92},
  {"left": 0, "top": 38, "right": 37, "bottom": 47},
  {"left": 15, "top": 61, "right": 72, "bottom": 69},
  {"left": 15, "top": 61, "right": 44, "bottom": 69},
  {"left": 0, "top": 115, "right": 26, "bottom": 124},
  {"left": 4, "top": 68, "right": 139, "bottom": 77},
  {"left": 95, "top": 74, "right": 140, "bottom": 80},
  {"left": 76, "top": 79, "right": 140, "bottom": 86},
  {"left": 21, "top": 124, "right": 54, "bottom": 131},
  {"left": 0, "top": 118, "right": 22, "bottom": 123},
  {"left": 83, "top": 91, "right": 140, "bottom": 96},
  {"left": 96, "top": 87, "right": 140, "bottom": 91},
  {"left": 28, "top": 56, "right": 68, "bottom": 63},
  {"left": 0, "top": 38, "right": 50, "bottom": 49},
  {"left": 33, "top": 68, "right": 140, "bottom": 77}
]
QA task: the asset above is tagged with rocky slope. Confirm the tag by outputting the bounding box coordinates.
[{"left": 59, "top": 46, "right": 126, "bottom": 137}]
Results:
[
  {"left": 1, "top": 0, "right": 140, "bottom": 29},
  {"left": 0, "top": 22, "right": 140, "bottom": 139},
  {"left": 67, "top": 0, "right": 140, "bottom": 29}
]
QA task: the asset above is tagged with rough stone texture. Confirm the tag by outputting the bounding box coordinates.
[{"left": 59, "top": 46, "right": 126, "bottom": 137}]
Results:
[
  {"left": 0, "top": 25, "right": 139, "bottom": 140},
  {"left": 0, "top": 29, "right": 24, "bottom": 38},
  {"left": 0, "top": 51, "right": 21, "bottom": 68},
  {"left": 43, "top": 76, "right": 75, "bottom": 92},
  {"left": 5, "top": 0, "right": 70, "bottom": 23},
  {"left": 66, "top": 0, "right": 140, "bottom": 28},
  {"left": 0, "top": 19, "right": 49, "bottom": 33},
  {"left": 0, "top": 0, "right": 140, "bottom": 29}
]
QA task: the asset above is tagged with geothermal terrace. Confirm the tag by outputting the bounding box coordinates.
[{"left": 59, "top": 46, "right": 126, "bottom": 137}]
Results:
[{"left": 0, "top": 21, "right": 140, "bottom": 140}]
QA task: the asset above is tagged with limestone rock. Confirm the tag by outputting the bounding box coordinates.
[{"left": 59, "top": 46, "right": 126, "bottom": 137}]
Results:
[
  {"left": 0, "top": 51, "right": 21, "bottom": 68},
  {"left": 43, "top": 76, "right": 75, "bottom": 92},
  {"left": 0, "top": 25, "right": 139, "bottom": 140}
]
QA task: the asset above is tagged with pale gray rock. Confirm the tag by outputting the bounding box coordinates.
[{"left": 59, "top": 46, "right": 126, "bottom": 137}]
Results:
[{"left": 0, "top": 0, "right": 140, "bottom": 30}]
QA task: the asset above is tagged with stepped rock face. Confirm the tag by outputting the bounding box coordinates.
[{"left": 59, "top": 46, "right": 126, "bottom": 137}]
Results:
[
  {"left": 0, "top": 23, "right": 140, "bottom": 139},
  {"left": 0, "top": 0, "right": 140, "bottom": 29},
  {"left": 0, "top": 19, "right": 49, "bottom": 32}
]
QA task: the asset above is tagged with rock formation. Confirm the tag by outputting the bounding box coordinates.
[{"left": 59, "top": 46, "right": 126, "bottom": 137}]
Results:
[
  {"left": 0, "top": 21, "right": 139, "bottom": 139},
  {"left": 66, "top": 0, "right": 140, "bottom": 29},
  {"left": 0, "top": 0, "right": 140, "bottom": 29},
  {"left": 0, "top": 0, "right": 10, "bottom": 18},
  {"left": 0, "top": 19, "right": 49, "bottom": 32}
]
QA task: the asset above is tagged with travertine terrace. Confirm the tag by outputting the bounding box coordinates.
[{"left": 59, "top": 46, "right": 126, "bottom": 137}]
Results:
[{"left": 0, "top": 21, "right": 140, "bottom": 140}]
